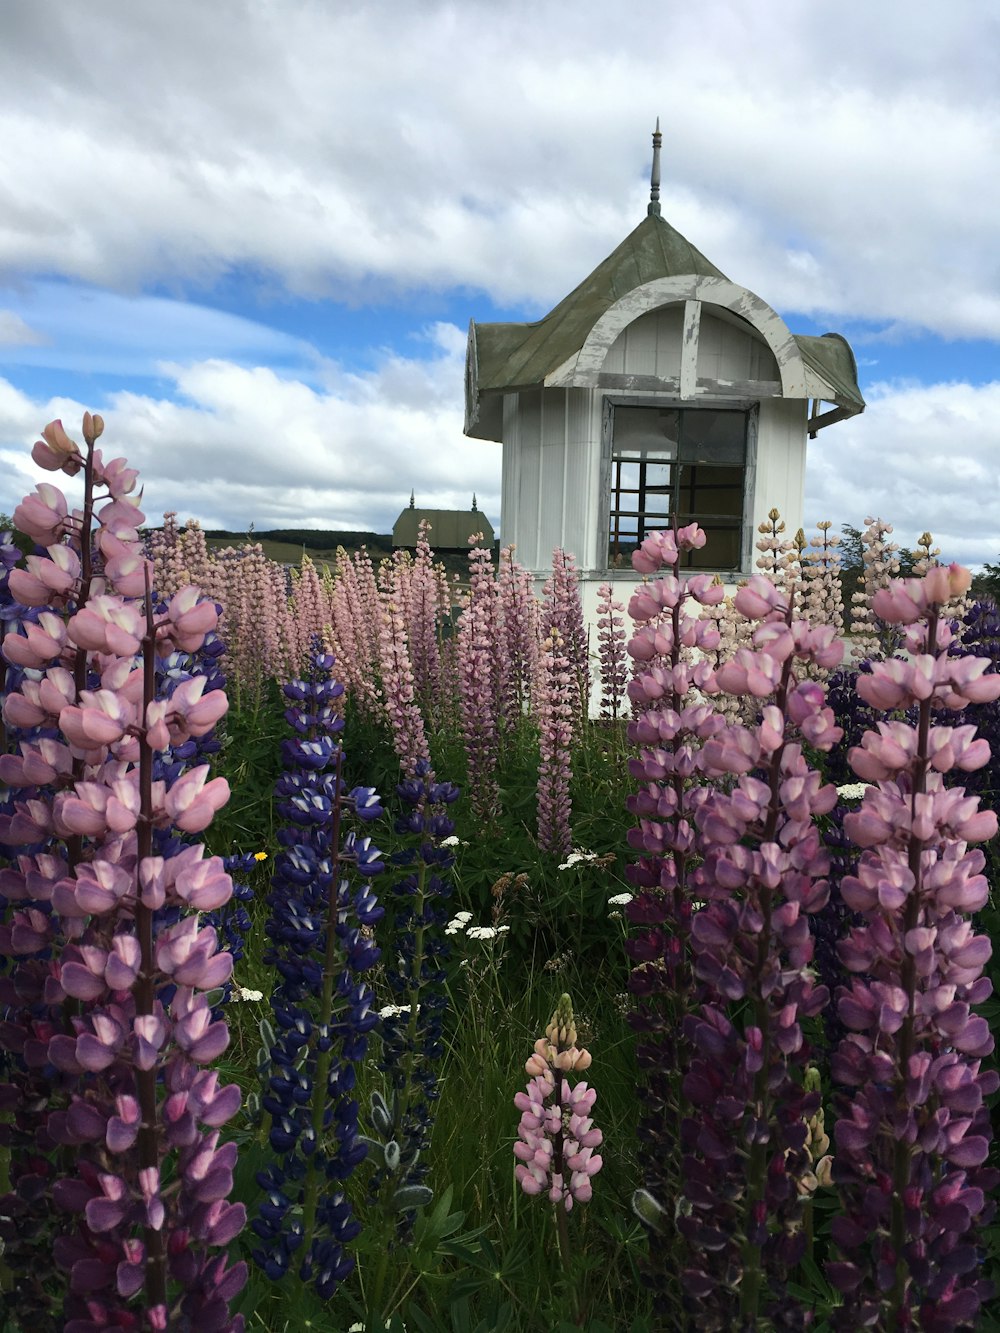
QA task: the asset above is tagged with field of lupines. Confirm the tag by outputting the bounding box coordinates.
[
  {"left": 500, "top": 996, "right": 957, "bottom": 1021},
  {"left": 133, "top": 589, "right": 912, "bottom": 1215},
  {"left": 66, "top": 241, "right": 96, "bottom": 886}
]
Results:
[{"left": 0, "top": 416, "right": 998, "bottom": 1332}]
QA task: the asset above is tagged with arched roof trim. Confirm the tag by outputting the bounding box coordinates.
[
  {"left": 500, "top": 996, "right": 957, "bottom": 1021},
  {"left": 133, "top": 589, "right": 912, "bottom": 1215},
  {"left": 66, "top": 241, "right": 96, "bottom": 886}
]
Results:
[{"left": 545, "top": 276, "right": 809, "bottom": 398}]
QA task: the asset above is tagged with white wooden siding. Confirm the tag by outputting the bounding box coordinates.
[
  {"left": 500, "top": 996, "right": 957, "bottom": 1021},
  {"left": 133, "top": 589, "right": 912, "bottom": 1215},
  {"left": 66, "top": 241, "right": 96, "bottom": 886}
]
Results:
[
  {"left": 502, "top": 388, "right": 603, "bottom": 572},
  {"left": 601, "top": 306, "right": 684, "bottom": 377},
  {"left": 697, "top": 310, "right": 779, "bottom": 383},
  {"left": 752, "top": 398, "right": 808, "bottom": 537}
]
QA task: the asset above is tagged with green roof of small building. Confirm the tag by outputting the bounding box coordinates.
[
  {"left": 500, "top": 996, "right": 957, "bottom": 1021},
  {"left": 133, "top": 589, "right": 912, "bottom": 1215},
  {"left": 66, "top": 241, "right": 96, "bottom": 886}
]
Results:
[
  {"left": 473, "top": 212, "right": 726, "bottom": 396},
  {"left": 392, "top": 507, "right": 495, "bottom": 551},
  {"left": 466, "top": 209, "right": 865, "bottom": 437}
]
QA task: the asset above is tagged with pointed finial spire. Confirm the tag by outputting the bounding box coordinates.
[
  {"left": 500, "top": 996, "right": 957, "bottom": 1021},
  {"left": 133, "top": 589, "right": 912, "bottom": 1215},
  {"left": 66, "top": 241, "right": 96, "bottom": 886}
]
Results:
[
  {"left": 471, "top": 493, "right": 478, "bottom": 512},
  {"left": 648, "top": 117, "right": 662, "bottom": 218},
  {"left": 409, "top": 489, "right": 415, "bottom": 509}
]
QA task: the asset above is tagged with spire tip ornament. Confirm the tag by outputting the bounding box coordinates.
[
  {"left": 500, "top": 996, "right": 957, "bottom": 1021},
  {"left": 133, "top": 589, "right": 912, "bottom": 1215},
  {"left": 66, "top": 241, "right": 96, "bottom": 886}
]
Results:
[{"left": 648, "top": 118, "right": 662, "bottom": 218}]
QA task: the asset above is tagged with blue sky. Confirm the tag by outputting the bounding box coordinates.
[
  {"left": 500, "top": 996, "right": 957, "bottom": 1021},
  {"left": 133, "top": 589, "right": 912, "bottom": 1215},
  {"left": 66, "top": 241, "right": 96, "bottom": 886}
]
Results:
[{"left": 1, "top": 1, "right": 998, "bottom": 563}]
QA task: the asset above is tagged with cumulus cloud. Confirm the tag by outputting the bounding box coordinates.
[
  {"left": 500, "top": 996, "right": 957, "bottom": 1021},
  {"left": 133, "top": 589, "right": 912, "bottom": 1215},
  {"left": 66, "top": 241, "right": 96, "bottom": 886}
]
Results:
[
  {"left": 4, "top": 345, "right": 998, "bottom": 571},
  {"left": 0, "top": 283, "right": 319, "bottom": 378},
  {"left": 0, "top": 328, "right": 501, "bottom": 534},
  {"left": 0, "top": 311, "right": 47, "bottom": 346},
  {"left": 0, "top": 0, "right": 997, "bottom": 335},
  {"left": 805, "top": 380, "right": 1000, "bottom": 566}
]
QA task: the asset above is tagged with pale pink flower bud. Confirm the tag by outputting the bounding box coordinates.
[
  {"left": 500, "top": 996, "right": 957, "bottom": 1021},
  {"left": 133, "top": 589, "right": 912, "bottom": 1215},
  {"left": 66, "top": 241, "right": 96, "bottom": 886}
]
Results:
[
  {"left": 163, "top": 765, "right": 230, "bottom": 833},
  {"left": 42, "top": 418, "right": 81, "bottom": 457},
  {"left": 13, "top": 482, "right": 69, "bottom": 546},
  {"left": 68, "top": 595, "right": 144, "bottom": 657},
  {"left": 7, "top": 566, "right": 54, "bottom": 606}
]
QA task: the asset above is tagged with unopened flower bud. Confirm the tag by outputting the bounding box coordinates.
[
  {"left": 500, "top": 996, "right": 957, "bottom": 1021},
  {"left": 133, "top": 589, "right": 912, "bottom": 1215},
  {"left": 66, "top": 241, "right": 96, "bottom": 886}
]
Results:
[{"left": 82, "top": 411, "right": 104, "bottom": 446}]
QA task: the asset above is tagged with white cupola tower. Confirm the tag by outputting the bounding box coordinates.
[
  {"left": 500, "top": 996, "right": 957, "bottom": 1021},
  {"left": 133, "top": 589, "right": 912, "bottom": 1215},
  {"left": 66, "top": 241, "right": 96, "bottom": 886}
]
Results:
[{"left": 464, "top": 124, "right": 864, "bottom": 599}]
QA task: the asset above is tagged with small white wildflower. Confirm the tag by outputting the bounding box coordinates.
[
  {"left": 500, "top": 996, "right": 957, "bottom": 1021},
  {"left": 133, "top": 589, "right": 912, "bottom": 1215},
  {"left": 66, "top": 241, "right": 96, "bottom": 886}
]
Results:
[
  {"left": 557, "top": 848, "right": 598, "bottom": 871},
  {"left": 379, "top": 1004, "right": 415, "bottom": 1020},
  {"left": 837, "top": 782, "right": 870, "bottom": 801},
  {"left": 467, "top": 926, "right": 502, "bottom": 941},
  {"left": 445, "top": 910, "right": 474, "bottom": 935},
  {"left": 608, "top": 892, "right": 633, "bottom": 906},
  {"left": 440, "top": 835, "right": 460, "bottom": 847},
  {"left": 230, "top": 985, "right": 264, "bottom": 1002},
  {"left": 609, "top": 910, "right": 622, "bottom": 922}
]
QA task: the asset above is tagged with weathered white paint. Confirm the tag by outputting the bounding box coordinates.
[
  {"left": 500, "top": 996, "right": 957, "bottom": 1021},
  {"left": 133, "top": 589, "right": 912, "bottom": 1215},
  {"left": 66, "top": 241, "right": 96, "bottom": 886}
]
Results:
[
  {"left": 751, "top": 398, "right": 809, "bottom": 537},
  {"left": 497, "top": 278, "right": 815, "bottom": 592},
  {"left": 502, "top": 387, "right": 604, "bottom": 572},
  {"left": 698, "top": 308, "right": 778, "bottom": 383},
  {"left": 601, "top": 305, "right": 684, "bottom": 376},
  {"left": 679, "top": 300, "right": 701, "bottom": 399},
  {"left": 546, "top": 276, "right": 809, "bottom": 398}
]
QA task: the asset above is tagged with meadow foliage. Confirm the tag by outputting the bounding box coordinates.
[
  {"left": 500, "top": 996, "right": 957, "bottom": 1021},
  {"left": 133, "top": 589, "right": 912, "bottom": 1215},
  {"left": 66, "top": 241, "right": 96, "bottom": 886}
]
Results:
[{"left": 0, "top": 419, "right": 998, "bottom": 1331}]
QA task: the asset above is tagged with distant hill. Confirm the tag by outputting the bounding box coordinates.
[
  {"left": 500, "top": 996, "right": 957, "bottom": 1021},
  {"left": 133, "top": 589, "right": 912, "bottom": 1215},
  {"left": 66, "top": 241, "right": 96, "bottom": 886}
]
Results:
[{"left": 202, "top": 528, "right": 393, "bottom": 554}]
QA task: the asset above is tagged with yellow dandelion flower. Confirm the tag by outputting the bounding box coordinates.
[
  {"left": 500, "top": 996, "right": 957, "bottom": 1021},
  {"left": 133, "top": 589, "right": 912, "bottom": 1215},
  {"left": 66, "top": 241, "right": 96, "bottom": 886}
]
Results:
[{"left": 254, "top": 851, "right": 268, "bottom": 862}]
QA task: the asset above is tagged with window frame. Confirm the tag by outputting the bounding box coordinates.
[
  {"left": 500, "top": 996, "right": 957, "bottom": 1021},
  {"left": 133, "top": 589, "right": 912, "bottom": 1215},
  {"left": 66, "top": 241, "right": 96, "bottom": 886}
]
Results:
[{"left": 600, "top": 396, "right": 758, "bottom": 574}]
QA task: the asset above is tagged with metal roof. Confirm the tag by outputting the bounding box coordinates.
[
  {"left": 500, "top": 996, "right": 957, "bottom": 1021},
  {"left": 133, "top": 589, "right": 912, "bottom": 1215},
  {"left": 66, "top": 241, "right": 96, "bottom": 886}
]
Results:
[
  {"left": 392, "top": 507, "right": 495, "bottom": 550},
  {"left": 466, "top": 212, "right": 864, "bottom": 438},
  {"left": 473, "top": 213, "right": 725, "bottom": 397}
]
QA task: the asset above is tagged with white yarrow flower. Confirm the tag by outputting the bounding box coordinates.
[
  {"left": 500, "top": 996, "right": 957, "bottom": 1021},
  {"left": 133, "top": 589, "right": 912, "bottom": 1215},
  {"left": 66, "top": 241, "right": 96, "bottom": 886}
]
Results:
[
  {"left": 467, "top": 926, "right": 503, "bottom": 940},
  {"left": 557, "top": 848, "right": 598, "bottom": 871},
  {"left": 445, "top": 910, "right": 474, "bottom": 935},
  {"left": 608, "top": 892, "right": 633, "bottom": 906},
  {"left": 231, "top": 985, "right": 265, "bottom": 1002},
  {"left": 837, "top": 782, "right": 870, "bottom": 801},
  {"left": 379, "top": 1004, "right": 415, "bottom": 1020}
]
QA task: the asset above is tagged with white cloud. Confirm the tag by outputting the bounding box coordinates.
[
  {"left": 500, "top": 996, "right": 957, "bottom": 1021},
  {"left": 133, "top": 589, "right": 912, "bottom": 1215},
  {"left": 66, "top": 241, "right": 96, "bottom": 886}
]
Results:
[
  {"left": 4, "top": 352, "right": 998, "bottom": 571},
  {"left": 0, "top": 283, "right": 318, "bottom": 378},
  {"left": 0, "top": 330, "right": 501, "bottom": 534},
  {"left": 805, "top": 379, "right": 1000, "bottom": 567},
  {"left": 0, "top": 1, "right": 996, "bottom": 335},
  {"left": 0, "top": 311, "right": 47, "bottom": 346}
]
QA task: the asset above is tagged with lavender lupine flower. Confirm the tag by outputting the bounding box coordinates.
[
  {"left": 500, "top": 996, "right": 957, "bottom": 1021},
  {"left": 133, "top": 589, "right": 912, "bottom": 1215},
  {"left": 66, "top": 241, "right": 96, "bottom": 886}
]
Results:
[
  {"left": 403, "top": 521, "right": 451, "bottom": 726},
  {"left": 328, "top": 547, "right": 383, "bottom": 720},
  {"left": 498, "top": 544, "right": 539, "bottom": 727},
  {"left": 534, "top": 629, "right": 574, "bottom": 857},
  {"left": 252, "top": 653, "right": 384, "bottom": 1299},
  {"left": 377, "top": 594, "right": 431, "bottom": 778},
  {"left": 827, "top": 563, "right": 999, "bottom": 1330},
  {"left": 541, "top": 549, "right": 590, "bottom": 726},
  {"left": 514, "top": 994, "right": 602, "bottom": 1212},
  {"left": 621, "top": 525, "right": 725, "bottom": 1319},
  {"left": 0, "top": 415, "right": 247, "bottom": 1330},
  {"left": 456, "top": 540, "right": 502, "bottom": 820},
  {"left": 678, "top": 571, "right": 845, "bottom": 1327},
  {"left": 595, "top": 582, "right": 628, "bottom": 721}
]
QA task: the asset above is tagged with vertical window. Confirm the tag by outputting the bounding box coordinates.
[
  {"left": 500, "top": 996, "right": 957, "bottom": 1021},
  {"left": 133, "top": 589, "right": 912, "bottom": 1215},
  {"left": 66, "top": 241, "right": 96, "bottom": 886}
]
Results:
[{"left": 607, "top": 405, "right": 746, "bottom": 570}]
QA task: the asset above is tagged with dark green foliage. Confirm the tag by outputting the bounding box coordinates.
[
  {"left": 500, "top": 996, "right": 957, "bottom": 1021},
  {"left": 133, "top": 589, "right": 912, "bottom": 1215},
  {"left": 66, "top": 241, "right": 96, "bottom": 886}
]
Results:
[{"left": 202, "top": 528, "right": 395, "bottom": 555}]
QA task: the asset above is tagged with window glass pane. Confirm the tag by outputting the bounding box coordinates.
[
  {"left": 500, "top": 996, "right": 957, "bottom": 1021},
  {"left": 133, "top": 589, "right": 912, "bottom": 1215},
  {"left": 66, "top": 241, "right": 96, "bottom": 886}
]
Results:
[
  {"left": 682, "top": 526, "right": 741, "bottom": 570},
  {"left": 609, "top": 405, "right": 746, "bottom": 570},
  {"left": 645, "top": 461, "right": 672, "bottom": 490},
  {"left": 612, "top": 406, "right": 679, "bottom": 457},
  {"left": 618, "top": 461, "right": 640, "bottom": 491},
  {"left": 679, "top": 410, "right": 744, "bottom": 464}
]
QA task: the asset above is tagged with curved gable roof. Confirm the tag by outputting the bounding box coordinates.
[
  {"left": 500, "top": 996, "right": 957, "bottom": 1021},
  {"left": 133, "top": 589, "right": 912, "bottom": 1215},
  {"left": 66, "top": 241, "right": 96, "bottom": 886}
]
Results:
[
  {"left": 473, "top": 213, "right": 725, "bottom": 398},
  {"left": 465, "top": 211, "right": 864, "bottom": 439}
]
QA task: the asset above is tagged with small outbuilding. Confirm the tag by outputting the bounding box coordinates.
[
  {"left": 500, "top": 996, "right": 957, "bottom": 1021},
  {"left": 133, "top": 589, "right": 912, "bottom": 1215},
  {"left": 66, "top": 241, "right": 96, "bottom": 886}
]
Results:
[
  {"left": 463, "top": 124, "right": 864, "bottom": 601},
  {"left": 392, "top": 493, "right": 495, "bottom": 553}
]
